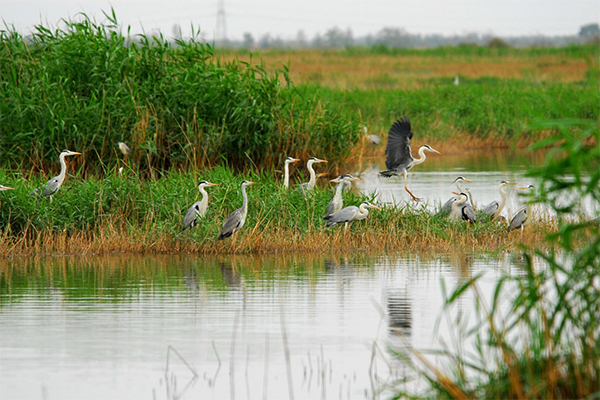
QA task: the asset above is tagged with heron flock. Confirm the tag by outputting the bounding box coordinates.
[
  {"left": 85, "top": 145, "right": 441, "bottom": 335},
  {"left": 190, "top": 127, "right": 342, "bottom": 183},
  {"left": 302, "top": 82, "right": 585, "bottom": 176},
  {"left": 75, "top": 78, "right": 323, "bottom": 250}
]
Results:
[{"left": 1, "top": 117, "right": 535, "bottom": 240}]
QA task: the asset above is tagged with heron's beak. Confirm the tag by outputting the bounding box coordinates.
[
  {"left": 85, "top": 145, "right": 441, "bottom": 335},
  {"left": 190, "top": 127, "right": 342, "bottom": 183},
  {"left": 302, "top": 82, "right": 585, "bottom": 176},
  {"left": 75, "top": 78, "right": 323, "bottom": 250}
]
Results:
[
  {"left": 319, "top": 159, "right": 328, "bottom": 163},
  {"left": 1, "top": 186, "right": 14, "bottom": 190},
  {"left": 464, "top": 178, "right": 473, "bottom": 182},
  {"left": 208, "top": 183, "right": 219, "bottom": 187},
  {"left": 353, "top": 177, "right": 362, "bottom": 181},
  {"left": 317, "top": 173, "right": 328, "bottom": 178},
  {"left": 506, "top": 182, "right": 518, "bottom": 185},
  {"left": 369, "top": 204, "right": 382, "bottom": 210},
  {"left": 452, "top": 191, "right": 460, "bottom": 195},
  {"left": 431, "top": 148, "right": 441, "bottom": 155},
  {"left": 292, "top": 158, "right": 300, "bottom": 163},
  {"left": 518, "top": 186, "right": 529, "bottom": 190},
  {"left": 72, "top": 152, "right": 82, "bottom": 155}
]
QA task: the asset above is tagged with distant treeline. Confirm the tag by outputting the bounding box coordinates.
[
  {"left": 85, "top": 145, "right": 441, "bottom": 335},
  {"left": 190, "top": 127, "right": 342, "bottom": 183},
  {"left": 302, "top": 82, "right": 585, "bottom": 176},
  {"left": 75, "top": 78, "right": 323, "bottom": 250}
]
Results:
[{"left": 211, "top": 23, "right": 600, "bottom": 50}]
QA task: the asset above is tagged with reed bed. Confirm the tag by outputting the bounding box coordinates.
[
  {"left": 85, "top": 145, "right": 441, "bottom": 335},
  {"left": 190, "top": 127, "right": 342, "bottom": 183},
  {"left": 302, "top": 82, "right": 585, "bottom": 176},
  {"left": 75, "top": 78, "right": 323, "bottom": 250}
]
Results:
[{"left": 0, "top": 163, "right": 554, "bottom": 256}]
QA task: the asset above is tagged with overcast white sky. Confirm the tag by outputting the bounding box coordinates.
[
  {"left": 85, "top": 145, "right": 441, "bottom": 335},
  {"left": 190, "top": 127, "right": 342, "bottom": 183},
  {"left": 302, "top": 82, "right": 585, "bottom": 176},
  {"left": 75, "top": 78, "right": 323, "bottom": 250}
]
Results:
[{"left": 1, "top": 0, "right": 598, "bottom": 41}]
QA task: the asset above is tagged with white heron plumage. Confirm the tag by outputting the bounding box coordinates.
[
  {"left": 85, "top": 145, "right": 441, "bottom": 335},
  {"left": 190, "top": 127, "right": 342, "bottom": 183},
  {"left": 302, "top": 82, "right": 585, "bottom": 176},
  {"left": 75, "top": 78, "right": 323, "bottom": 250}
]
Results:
[
  {"left": 283, "top": 156, "right": 300, "bottom": 188},
  {"left": 31, "top": 149, "right": 81, "bottom": 202},
  {"left": 182, "top": 181, "right": 218, "bottom": 231},
  {"left": 218, "top": 180, "right": 255, "bottom": 240}
]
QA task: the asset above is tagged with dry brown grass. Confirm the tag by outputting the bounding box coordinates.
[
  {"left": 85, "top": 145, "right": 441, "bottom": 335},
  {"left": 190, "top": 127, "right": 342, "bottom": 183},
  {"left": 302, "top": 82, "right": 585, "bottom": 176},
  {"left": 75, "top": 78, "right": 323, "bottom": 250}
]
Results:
[
  {"left": 217, "top": 50, "right": 590, "bottom": 90},
  {"left": 0, "top": 218, "right": 553, "bottom": 257}
]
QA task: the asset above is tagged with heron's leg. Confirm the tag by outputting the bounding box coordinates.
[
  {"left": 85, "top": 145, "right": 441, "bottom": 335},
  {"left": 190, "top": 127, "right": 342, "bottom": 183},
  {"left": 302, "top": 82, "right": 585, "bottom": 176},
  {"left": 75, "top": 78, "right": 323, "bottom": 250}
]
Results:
[{"left": 403, "top": 171, "right": 421, "bottom": 202}]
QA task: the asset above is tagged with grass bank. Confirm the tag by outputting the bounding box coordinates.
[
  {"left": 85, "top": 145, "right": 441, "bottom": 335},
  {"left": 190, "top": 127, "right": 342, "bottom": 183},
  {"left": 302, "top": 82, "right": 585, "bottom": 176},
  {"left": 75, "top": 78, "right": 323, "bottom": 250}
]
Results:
[{"left": 0, "top": 164, "right": 552, "bottom": 256}]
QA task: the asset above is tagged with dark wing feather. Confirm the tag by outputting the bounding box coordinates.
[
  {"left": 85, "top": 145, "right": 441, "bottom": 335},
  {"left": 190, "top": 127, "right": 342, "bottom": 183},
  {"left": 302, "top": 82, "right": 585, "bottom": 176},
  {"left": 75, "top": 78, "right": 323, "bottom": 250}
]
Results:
[
  {"left": 218, "top": 208, "right": 243, "bottom": 240},
  {"left": 384, "top": 117, "right": 413, "bottom": 172}
]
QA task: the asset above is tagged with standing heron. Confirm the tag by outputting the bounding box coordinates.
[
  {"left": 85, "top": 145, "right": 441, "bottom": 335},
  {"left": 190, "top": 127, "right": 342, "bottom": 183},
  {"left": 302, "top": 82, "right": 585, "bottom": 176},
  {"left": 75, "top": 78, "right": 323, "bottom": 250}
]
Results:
[
  {"left": 283, "top": 156, "right": 300, "bottom": 188},
  {"left": 451, "top": 192, "right": 477, "bottom": 223},
  {"left": 481, "top": 180, "right": 517, "bottom": 220},
  {"left": 324, "top": 174, "right": 361, "bottom": 218},
  {"left": 298, "top": 157, "right": 328, "bottom": 192},
  {"left": 31, "top": 149, "right": 81, "bottom": 201},
  {"left": 324, "top": 200, "right": 381, "bottom": 231},
  {"left": 117, "top": 142, "right": 131, "bottom": 157},
  {"left": 508, "top": 185, "right": 535, "bottom": 234},
  {"left": 379, "top": 117, "right": 441, "bottom": 202},
  {"left": 364, "top": 126, "right": 381, "bottom": 145},
  {"left": 218, "top": 180, "right": 255, "bottom": 240},
  {"left": 437, "top": 176, "right": 474, "bottom": 216},
  {"left": 182, "top": 181, "right": 218, "bottom": 231}
]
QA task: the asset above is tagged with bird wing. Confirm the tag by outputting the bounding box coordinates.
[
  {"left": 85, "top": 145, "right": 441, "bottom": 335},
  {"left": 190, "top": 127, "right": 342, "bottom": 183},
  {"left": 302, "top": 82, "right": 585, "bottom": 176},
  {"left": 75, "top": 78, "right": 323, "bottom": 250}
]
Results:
[
  {"left": 508, "top": 207, "right": 527, "bottom": 232},
  {"left": 182, "top": 202, "right": 202, "bottom": 229},
  {"left": 384, "top": 117, "right": 414, "bottom": 172},
  {"left": 219, "top": 208, "right": 243, "bottom": 238},
  {"left": 482, "top": 201, "right": 499, "bottom": 217},
  {"left": 462, "top": 204, "right": 477, "bottom": 223},
  {"left": 42, "top": 177, "right": 61, "bottom": 197},
  {"left": 325, "top": 206, "right": 358, "bottom": 226},
  {"left": 438, "top": 196, "right": 457, "bottom": 215}
]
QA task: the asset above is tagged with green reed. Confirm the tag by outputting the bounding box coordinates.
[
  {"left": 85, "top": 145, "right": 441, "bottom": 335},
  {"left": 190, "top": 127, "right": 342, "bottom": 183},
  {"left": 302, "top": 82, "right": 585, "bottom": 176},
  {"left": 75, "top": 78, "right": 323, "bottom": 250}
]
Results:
[
  {"left": 0, "top": 10, "right": 360, "bottom": 173},
  {"left": 303, "top": 75, "right": 599, "bottom": 142}
]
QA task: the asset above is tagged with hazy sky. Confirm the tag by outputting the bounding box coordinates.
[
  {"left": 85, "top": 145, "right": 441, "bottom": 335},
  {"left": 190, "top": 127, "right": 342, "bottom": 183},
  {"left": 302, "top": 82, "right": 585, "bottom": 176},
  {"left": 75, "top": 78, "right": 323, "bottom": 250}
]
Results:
[{"left": 1, "top": 0, "right": 598, "bottom": 41}]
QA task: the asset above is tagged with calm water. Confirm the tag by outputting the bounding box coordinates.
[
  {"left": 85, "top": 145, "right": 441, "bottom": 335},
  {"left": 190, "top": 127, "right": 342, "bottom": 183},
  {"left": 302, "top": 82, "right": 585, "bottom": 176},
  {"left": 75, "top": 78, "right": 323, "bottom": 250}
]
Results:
[{"left": 0, "top": 253, "right": 520, "bottom": 400}]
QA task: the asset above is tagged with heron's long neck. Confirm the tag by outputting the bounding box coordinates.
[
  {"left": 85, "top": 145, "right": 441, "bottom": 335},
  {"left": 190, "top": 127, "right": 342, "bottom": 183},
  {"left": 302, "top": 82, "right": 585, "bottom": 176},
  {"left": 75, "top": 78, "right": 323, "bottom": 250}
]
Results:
[
  {"left": 284, "top": 163, "right": 290, "bottom": 188},
  {"left": 241, "top": 184, "right": 249, "bottom": 213},
  {"left": 496, "top": 185, "right": 508, "bottom": 214},
  {"left": 333, "top": 183, "right": 344, "bottom": 201},
  {"left": 412, "top": 147, "right": 428, "bottom": 166},
  {"left": 456, "top": 180, "right": 464, "bottom": 192},
  {"left": 199, "top": 187, "right": 209, "bottom": 209},
  {"left": 357, "top": 204, "right": 370, "bottom": 219},
  {"left": 58, "top": 154, "right": 68, "bottom": 182},
  {"left": 307, "top": 162, "right": 316, "bottom": 189}
]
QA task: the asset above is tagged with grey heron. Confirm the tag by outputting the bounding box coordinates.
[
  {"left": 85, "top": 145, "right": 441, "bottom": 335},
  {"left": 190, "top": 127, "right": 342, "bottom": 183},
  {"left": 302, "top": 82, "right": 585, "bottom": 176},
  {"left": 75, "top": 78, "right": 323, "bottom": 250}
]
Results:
[
  {"left": 182, "top": 181, "right": 218, "bottom": 231},
  {"left": 31, "top": 149, "right": 81, "bottom": 201},
  {"left": 508, "top": 185, "right": 535, "bottom": 234},
  {"left": 324, "top": 175, "right": 361, "bottom": 218},
  {"left": 364, "top": 125, "right": 381, "bottom": 145},
  {"left": 298, "top": 157, "right": 328, "bottom": 192},
  {"left": 451, "top": 192, "right": 477, "bottom": 223},
  {"left": 379, "top": 117, "right": 441, "bottom": 202},
  {"left": 481, "top": 181, "right": 517, "bottom": 220},
  {"left": 283, "top": 156, "right": 300, "bottom": 188},
  {"left": 437, "top": 176, "right": 474, "bottom": 216},
  {"left": 118, "top": 142, "right": 131, "bottom": 156},
  {"left": 218, "top": 180, "right": 255, "bottom": 240},
  {"left": 324, "top": 200, "right": 381, "bottom": 231}
]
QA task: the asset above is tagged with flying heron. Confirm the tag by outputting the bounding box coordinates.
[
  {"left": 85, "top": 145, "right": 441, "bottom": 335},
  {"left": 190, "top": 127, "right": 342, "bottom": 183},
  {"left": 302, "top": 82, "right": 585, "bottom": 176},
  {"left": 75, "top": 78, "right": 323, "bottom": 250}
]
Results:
[
  {"left": 31, "top": 149, "right": 81, "bottom": 202},
  {"left": 437, "top": 176, "right": 474, "bottom": 216},
  {"left": 298, "top": 157, "right": 327, "bottom": 192},
  {"left": 283, "top": 156, "right": 300, "bottom": 188},
  {"left": 379, "top": 117, "right": 441, "bottom": 202},
  {"left": 182, "top": 181, "right": 218, "bottom": 231},
  {"left": 451, "top": 192, "right": 477, "bottom": 223},
  {"left": 218, "top": 180, "right": 255, "bottom": 240},
  {"left": 324, "top": 174, "right": 361, "bottom": 218},
  {"left": 324, "top": 200, "right": 381, "bottom": 231},
  {"left": 508, "top": 185, "right": 535, "bottom": 234},
  {"left": 481, "top": 180, "right": 517, "bottom": 220}
]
